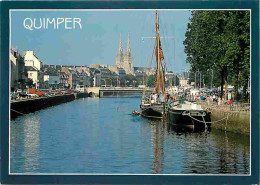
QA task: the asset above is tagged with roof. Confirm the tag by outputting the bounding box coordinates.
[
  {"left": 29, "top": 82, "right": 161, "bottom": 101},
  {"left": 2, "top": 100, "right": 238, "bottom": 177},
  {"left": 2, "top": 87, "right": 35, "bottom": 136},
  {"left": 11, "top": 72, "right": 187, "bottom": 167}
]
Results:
[
  {"left": 44, "top": 71, "right": 59, "bottom": 76},
  {"left": 118, "top": 68, "right": 126, "bottom": 75},
  {"left": 25, "top": 66, "right": 38, "bottom": 71}
]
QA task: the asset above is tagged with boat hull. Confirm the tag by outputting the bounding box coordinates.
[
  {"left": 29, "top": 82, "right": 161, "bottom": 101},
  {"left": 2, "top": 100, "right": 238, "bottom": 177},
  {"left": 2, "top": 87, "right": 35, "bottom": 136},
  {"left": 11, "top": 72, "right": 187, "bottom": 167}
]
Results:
[
  {"left": 140, "top": 104, "right": 165, "bottom": 119},
  {"left": 168, "top": 109, "right": 211, "bottom": 132}
]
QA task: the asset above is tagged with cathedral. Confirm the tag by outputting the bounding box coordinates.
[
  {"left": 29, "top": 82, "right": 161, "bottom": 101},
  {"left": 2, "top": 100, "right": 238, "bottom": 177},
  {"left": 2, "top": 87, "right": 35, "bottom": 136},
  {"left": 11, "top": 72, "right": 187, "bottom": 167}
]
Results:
[{"left": 115, "top": 34, "right": 134, "bottom": 75}]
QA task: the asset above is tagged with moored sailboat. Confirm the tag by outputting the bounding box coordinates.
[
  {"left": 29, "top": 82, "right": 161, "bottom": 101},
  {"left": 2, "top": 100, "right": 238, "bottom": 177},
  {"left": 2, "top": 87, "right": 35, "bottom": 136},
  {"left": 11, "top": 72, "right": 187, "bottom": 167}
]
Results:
[{"left": 140, "top": 10, "right": 166, "bottom": 119}]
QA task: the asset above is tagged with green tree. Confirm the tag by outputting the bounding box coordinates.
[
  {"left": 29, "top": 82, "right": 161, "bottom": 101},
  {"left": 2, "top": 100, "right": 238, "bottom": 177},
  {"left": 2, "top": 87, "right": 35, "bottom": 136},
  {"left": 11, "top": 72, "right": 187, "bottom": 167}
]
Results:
[
  {"left": 184, "top": 10, "right": 250, "bottom": 100},
  {"left": 146, "top": 75, "right": 155, "bottom": 87},
  {"left": 119, "top": 75, "right": 138, "bottom": 87},
  {"left": 27, "top": 78, "right": 33, "bottom": 88}
]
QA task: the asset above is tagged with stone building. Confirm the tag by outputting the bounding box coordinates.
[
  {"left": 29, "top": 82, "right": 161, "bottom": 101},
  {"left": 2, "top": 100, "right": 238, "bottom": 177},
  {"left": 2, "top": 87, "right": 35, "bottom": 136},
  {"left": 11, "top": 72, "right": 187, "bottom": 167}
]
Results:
[
  {"left": 10, "top": 49, "right": 19, "bottom": 89},
  {"left": 61, "top": 66, "right": 90, "bottom": 89},
  {"left": 115, "top": 34, "right": 133, "bottom": 75},
  {"left": 23, "top": 50, "right": 42, "bottom": 70},
  {"left": 43, "top": 72, "right": 60, "bottom": 89},
  {"left": 59, "top": 72, "right": 69, "bottom": 88},
  {"left": 10, "top": 48, "right": 27, "bottom": 89},
  {"left": 23, "top": 50, "right": 44, "bottom": 88},
  {"left": 61, "top": 67, "right": 78, "bottom": 89}
]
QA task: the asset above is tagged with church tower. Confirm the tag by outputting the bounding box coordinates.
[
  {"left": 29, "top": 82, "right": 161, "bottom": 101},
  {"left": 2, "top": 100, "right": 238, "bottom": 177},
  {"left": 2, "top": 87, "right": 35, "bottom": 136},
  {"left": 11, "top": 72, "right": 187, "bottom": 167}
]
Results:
[
  {"left": 123, "top": 33, "right": 134, "bottom": 74},
  {"left": 115, "top": 34, "right": 124, "bottom": 68},
  {"left": 115, "top": 33, "right": 134, "bottom": 75}
]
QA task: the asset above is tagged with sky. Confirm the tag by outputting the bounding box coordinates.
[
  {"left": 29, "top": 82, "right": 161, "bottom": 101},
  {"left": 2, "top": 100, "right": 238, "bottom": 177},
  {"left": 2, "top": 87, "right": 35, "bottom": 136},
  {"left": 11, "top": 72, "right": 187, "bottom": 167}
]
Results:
[{"left": 11, "top": 10, "right": 191, "bottom": 73}]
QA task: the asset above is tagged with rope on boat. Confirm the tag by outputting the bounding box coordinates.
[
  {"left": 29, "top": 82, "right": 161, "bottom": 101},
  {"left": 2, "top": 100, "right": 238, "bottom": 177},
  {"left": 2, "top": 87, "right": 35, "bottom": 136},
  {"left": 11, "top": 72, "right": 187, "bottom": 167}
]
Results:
[
  {"left": 11, "top": 109, "right": 26, "bottom": 115},
  {"left": 188, "top": 114, "right": 229, "bottom": 124},
  {"left": 201, "top": 115, "right": 207, "bottom": 129}
]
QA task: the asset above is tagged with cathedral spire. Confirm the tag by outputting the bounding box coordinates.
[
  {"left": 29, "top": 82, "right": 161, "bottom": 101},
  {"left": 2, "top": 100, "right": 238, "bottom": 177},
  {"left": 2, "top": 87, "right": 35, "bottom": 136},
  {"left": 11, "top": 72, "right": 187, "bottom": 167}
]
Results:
[
  {"left": 126, "top": 33, "right": 131, "bottom": 53},
  {"left": 118, "top": 33, "right": 123, "bottom": 53}
]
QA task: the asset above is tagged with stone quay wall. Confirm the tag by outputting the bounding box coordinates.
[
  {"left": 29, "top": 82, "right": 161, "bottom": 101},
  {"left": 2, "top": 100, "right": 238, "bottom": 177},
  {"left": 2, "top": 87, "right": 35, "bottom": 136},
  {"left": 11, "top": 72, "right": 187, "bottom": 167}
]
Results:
[
  {"left": 11, "top": 92, "right": 89, "bottom": 119},
  {"left": 200, "top": 103, "right": 250, "bottom": 136}
]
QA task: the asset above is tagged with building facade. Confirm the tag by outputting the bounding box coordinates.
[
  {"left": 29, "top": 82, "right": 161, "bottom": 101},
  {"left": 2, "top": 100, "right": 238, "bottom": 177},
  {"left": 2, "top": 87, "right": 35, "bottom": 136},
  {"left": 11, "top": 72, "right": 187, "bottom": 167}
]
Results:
[
  {"left": 23, "top": 50, "right": 44, "bottom": 88},
  {"left": 44, "top": 73, "right": 60, "bottom": 89},
  {"left": 59, "top": 72, "right": 69, "bottom": 88},
  {"left": 10, "top": 48, "right": 27, "bottom": 89},
  {"left": 61, "top": 67, "right": 78, "bottom": 89},
  {"left": 23, "top": 50, "right": 42, "bottom": 70},
  {"left": 10, "top": 49, "right": 19, "bottom": 89}
]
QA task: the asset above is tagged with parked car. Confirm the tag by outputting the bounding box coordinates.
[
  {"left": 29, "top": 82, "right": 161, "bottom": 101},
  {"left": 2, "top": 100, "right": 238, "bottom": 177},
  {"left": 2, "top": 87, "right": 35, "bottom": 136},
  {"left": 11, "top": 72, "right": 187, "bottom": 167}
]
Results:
[{"left": 28, "top": 88, "right": 45, "bottom": 97}]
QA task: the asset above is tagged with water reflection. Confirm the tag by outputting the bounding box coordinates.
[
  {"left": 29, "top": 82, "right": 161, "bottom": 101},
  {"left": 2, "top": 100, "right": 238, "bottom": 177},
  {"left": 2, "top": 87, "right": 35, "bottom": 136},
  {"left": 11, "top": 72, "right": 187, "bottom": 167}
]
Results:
[
  {"left": 147, "top": 120, "right": 249, "bottom": 174},
  {"left": 23, "top": 116, "right": 40, "bottom": 172},
  {"left": 151, "top": 121, "right": 165, "bottom": 174},
  {"left": 211, "top": 130, "right": 250, "bottom": 174},
  {"left": 169, "top": 126, "right": 250, "bottom": 174},
  {"left": 10, "top": 98, "right": 250, "bottom": 174}
]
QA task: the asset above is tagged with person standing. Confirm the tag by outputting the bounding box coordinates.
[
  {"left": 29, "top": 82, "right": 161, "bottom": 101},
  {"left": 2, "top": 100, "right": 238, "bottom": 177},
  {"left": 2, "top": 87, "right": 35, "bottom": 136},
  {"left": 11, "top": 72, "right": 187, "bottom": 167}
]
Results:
[
  {"left": 218, "top": 97, "right": 221, "bottom": 105},
  {"left": 153, "top": 93, "right": 158, "bottom": 103},
  {"left": 228, "top": 92, "right": 232, "bottom": 100}
]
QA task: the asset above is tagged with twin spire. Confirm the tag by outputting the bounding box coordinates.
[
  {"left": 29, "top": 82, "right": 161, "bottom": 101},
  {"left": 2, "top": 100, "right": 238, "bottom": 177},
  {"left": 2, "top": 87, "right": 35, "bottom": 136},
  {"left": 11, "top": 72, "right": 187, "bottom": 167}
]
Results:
[
  {"left": 118, "top": 33, "right": 131, "bottom": 54},
  {"left": 115, "top": 33, "right": 133, "bottom": 75}
]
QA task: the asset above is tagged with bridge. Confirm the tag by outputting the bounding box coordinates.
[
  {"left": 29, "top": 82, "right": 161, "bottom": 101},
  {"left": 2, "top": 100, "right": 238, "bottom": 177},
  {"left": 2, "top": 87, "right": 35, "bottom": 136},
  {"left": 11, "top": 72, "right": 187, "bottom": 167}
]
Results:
[{"left": 86, "top": 87, "right": 154, "bottom": 97}]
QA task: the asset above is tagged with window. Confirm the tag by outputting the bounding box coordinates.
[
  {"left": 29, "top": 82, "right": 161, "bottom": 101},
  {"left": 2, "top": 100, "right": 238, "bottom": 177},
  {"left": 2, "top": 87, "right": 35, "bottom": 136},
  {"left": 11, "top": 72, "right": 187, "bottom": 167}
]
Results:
[{"left": 30, "top": 73, "right": 32, "bottom": 77}]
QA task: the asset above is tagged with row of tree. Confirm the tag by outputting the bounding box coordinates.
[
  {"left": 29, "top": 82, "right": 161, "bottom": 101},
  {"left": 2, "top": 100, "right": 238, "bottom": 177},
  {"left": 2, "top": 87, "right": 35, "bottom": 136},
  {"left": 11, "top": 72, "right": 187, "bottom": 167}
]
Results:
[{"left": 184, "top": 10, "right": 250, "bottom": 101}]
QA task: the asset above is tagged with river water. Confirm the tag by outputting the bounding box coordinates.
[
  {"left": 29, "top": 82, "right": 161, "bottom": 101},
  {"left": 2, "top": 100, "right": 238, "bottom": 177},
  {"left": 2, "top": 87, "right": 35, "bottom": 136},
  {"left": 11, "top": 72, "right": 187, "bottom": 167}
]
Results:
[{"left": 10, "top": 97, "right": 250, "bottom": 174}]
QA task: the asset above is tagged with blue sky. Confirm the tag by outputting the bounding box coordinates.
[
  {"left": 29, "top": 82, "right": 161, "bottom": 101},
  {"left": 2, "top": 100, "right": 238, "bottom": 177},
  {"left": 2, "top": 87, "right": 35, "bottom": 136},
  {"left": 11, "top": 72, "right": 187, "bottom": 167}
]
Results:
[{"left": 11, "top": 10, "right": 191, "bottom": 73}]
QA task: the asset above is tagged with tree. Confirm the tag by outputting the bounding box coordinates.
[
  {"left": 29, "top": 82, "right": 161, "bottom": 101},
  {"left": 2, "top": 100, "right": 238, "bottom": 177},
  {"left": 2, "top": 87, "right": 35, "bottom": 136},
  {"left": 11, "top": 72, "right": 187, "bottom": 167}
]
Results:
[
  {"left": 118, "top": 75, "right": 138, "bottom": 87},
  {"left": 146, "top": 75, "right": 155, "bottom": 87},
  {"left": 27, "top": 78, "right": 33, "bottom": 88},
  {"left": 184, "top": 10, "right": 250, "bottom": 100},
  {"left": 18, "top": 79, "right": 26, "bottom": 91}
]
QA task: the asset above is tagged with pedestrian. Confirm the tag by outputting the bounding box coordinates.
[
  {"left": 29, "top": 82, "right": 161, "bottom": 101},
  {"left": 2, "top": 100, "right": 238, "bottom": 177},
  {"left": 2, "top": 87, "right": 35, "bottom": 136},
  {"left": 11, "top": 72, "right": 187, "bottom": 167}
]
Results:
[
  {"left": 228, "top": 99, "right": 234, "bottom": 111},
  {"left": 213, "top": 93, "right": 216, "bottom": 101},
  {"left": 206, "top": 96, "right": 210, "bottom": 105},
  {"left": 153, "top": 93, "right": 158, "bottom": 103},
  {"left": 159, "top": 93, "right": 164, "bottom": 103},
  {"left": 218, "top": 97, "right": 221, "bottom": 105}
]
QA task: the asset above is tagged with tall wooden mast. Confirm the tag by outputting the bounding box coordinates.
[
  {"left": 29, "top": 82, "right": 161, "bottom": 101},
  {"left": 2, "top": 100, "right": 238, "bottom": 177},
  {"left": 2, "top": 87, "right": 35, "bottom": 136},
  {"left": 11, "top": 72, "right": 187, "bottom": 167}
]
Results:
[{"left": 155, "top": 10, "right": 165, "bottom": 95}]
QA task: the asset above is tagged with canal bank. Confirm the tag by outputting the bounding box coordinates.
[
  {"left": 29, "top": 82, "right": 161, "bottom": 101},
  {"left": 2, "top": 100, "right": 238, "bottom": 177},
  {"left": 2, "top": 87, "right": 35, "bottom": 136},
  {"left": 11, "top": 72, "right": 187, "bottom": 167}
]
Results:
[
  {"left": 210, "top": 109, "right": 250, "bottom": 136},
  {"left": 200, "top": 103, "right": 250, "bottom": 136},
  {"left": 11, "top": 92, "right": 89, "bottom": 119}
]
